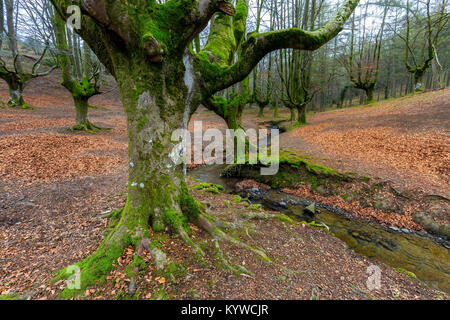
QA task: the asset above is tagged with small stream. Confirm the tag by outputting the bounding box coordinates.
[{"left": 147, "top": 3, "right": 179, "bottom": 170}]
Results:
[{"left": 190, "top": 164, "right": 450, "bottom": 295}]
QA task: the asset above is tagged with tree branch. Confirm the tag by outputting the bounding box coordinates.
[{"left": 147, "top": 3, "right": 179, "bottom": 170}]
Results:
[{"left": 199, "top": 0, "right": 360, "bottom": 95}]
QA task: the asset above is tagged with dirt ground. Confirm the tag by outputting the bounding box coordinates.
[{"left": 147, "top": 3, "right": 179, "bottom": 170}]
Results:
[
  {"left": 282, "top": 90, "right": 450, "bottom": 198},
  {"left": 0, "top": 72, "right": 448, "bottom": 300}
]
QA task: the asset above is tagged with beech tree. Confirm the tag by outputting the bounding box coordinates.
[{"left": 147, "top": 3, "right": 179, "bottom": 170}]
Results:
[
  {"left": 201, "top": 1, "right": 251, "bottom": 130},
  {"left": 50, "top": 0, "right": 359, "bottom": 297},
  {"left": 339, "top": 1, "right": 388, "bottom": 103},
  {"left": 402, "top": 0, "right": 447, "bottom": 91},
  {"left": 0, "top": 0, "right": 57, "bottom": 108},
  {"left": 279, "top": 0, "right": 320, "bottom": 126},
  {"left": 54, "top": 13, "right": 104, "bottom": 131}
]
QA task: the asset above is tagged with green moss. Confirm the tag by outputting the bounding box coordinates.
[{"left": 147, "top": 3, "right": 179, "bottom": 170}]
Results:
[
  {"left": 300, "top": 220, "right": 330, "bottom": 232},
  {"left": 164, "top": 209, "right": 186, "bottom": 231},
  {"left": 275, "top": 214, "right": 296, "bottom": 225},
  {"left": 52, "top": 197, "right": 154, "bottom": 299},
  {"left": 54, "top": 242, "right": 124, "bottom": 299},
  {"left": 191, "top": 182, "right": 224, "bottom": 194},
  {"left": 137, "top": 117, "right": 148, "bottom": 130},
  {"left": 222, "top": 150, "right": 351, "bottom": 191},
  {"left": 125, "top": 256, "right": 147, "bottom": 279},
  {"left": 179, "top": 181, "right": 204, "bottom": 222},
  {"left": 154, "top": 262, "right": 186, "bottom": 279},
  {"left": 232, "top": 195, "right": 242, "bottom": 203},
  {"left": 395, "top": 268, "right": 417, "bottom": 280},
  {"left": 0, "top": 293, "right": 20, "bottom": 300}
]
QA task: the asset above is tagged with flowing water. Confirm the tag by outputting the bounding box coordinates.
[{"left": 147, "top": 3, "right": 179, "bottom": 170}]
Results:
[{"left": 190, "top": 165, "right": 450, "bottom": 294}]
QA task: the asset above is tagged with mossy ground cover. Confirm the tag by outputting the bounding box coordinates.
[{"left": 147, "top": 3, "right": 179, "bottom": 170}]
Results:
[
  {"left": 221, "top": 149, "right": 446, "bottom": 236},
  {"left": 222, "top": 149, "right": 351, "bottom": 191}
]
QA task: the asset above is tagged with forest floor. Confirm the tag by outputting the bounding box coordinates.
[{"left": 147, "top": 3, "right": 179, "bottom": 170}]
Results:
[{"left": 0, "top": 73, "right": 448, "bottom": 300}]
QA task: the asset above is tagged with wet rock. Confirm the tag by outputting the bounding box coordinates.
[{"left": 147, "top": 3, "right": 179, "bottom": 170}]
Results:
[
  {"left": 279, "top": 201, "right": 287, "bottom": 208},
  {"left": 412, "top": 212, "right": 450, "bottom": 239},
  {"left": 304, "top": 202, "right": 316, "bottom": 215}
]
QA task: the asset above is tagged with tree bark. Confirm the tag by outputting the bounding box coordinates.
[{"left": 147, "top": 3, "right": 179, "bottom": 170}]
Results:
[
  {"left": 273, "top": 100, "right": 279, "bottom": 118},
  {"left": 296, "top": 104, "right": 307, "bottom": 125},
  {"left": 290, "top": 108, "right": 296, "bottom": 122},
  {"left": 73, "top": 96, "right": 95, "bottom": 130},
  {"left": 366, "top": 87, "right": 374, "bottom": 104},
  {"left": 257, "top": 104, "right": 265, "bottom": 118},
  {"left": 5, "top": 75, "right": 26, "bottom": 108}
]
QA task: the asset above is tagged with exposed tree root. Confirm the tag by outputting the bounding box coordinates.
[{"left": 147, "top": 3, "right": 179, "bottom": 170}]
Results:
[
  {"left": 193, "top": 214, "right": 272, "bottom": 263},
  {"left": 53, "top": 191, "right": 276, "bottom": 299},
  {"left": 72, "top": 121, "right": 103, "bottom": 133},
  {"left": 213, "top": 240, "right": 253, "bottom": 276},
  {"left": 7, "top": 101, "right": 34, "bottom": 109},
  {"left": 52, "top": 207, "right": 163, "bottom": 299},
  {"left": 177, "top": 226, "right": 205, "bottom": 256}
]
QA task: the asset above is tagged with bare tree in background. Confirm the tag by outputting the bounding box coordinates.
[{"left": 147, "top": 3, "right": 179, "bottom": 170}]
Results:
[{"left": 0, "top": 0, "right": 56, "bottom": 108}]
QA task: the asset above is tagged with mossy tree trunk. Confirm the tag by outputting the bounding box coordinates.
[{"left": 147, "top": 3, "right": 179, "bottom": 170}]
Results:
[
  {"left": 403, "top": 0, "right": 446, "bottom": 93},
  {"left": 73, "top": 95, "right": 95, "bottom": 131},
  {"left": 0, "top": 0, "right": 56, "bottom": 109},
  {"left": 273, "top": 100, "right": 279, "bottom": 118},
  {"left": 50, "top": 0, "right": 359, "bottom": 298},
  {"left": 296, "top": 104, "right": 307, "bottom": 125},
  {"left": 54, "top": 14, "right": 102, "bottom": 132},
  {"left": 365, "top": 86, "right": 374, "bottom": 104},
  {"left": 413, "top": 71, "right": 425, "bottom": 92},
  {"left": 5, "top": 74, "right": 26, "bottom": 107},
  {"left": 289, "top": 107, "right": 296, "bottom": 122},
  {"left": 258, "top": 104, "right": 265, "bottom": 117}
]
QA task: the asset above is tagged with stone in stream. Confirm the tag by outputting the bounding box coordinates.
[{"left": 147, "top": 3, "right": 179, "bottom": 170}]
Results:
[{"left": 304, "top": 202, "right": 316, "bottom": 216}]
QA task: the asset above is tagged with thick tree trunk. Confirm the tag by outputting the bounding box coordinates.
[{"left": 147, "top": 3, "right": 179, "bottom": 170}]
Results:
[
  {"left": 117, "top": 57, "right": 194, "bottom": 233},
  {"left": 258, "top": 105, "right": 265, "bottom": 118},
  {"left": 290, "top": 108, "right": 296, "bottom": 122},
  {"left": 413, "top": 73, "right": 425, "bottom": 92},
  {"left": 73, "top": 96, "right": 91, "bottom": 130},
  {"left": 6, "top": 77, "right": 27, "bottom": 108},
  {"left": 365, "top": 87, "right": 374, "bottom": 104},
  {"left": 55, "top": 53, "right": 208, "bottom": 298},
  {"left": 296, "top": 104, "right": 307, "bottom": 125}
]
